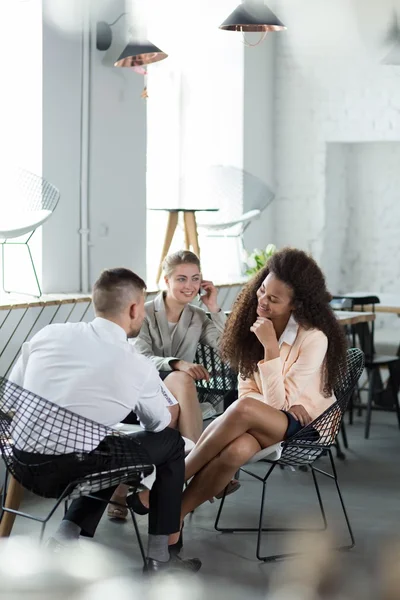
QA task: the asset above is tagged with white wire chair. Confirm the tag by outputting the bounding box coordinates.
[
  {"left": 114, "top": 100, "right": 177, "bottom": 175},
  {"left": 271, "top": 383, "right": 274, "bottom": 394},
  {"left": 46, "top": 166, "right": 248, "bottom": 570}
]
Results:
[
  {"left": 179, "top": 165, "right": 275, "bottom": 274},
  {"left": 0, "top": 166, "right": 60, "bottom": 296}
]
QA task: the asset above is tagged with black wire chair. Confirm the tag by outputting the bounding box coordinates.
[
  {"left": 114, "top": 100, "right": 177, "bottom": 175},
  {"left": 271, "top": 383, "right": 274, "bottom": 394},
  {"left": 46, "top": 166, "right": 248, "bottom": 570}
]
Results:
[
  {"left": 214, "top": 347, "right": 365, "bottom": 562},
  {"left": 0, "top": 167, "right": 60, "bottom": 296},
  {"left": 0, "top": 377, "right": 153, "bottom": 565},
  {"left": 333, "top": 295, "right": 400, "bottom": 438},
  {"left": 194, "top": 343, "right": 238, "bottom": 412}
]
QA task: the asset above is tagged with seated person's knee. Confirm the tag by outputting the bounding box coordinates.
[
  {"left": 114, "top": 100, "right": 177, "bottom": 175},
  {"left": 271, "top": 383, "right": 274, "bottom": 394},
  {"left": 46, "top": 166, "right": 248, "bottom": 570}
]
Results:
[
  {"left": 168, "top": 370, "right": 197, "bottom": 389},
  {"left": 219, "top": 437, "right": 254, "bottom": 468},
  {"left": 229, "top": 396, "right": 254, "bottom": 419}
]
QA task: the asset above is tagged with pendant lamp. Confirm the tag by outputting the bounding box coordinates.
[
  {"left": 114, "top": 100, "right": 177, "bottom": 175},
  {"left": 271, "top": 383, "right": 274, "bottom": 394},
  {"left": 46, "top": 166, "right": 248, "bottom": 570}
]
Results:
[
  {"left": 96, "top": 14, "right": 168, "bottom": 68},
  {"left": 219, "top": 2, "right": 286, "bottom": 42}
]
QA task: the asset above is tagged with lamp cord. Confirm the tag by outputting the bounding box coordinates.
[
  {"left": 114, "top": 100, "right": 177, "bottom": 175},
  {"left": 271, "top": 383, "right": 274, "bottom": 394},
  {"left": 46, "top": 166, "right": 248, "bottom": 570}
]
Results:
[{"left": 109, "top": 12, "right": 129, "bottom": 27}]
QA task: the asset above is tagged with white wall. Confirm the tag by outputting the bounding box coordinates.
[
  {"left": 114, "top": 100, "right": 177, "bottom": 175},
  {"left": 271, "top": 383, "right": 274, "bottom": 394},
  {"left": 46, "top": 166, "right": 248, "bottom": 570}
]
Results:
[
  {"left": 320, "top": 143, "right": 350, "bottom": 292},
  {"left": 243, "top": 34, "right": 276, "bottom": 254},
  {"left": 343, "top": 143, "right": 400, "bottom": 293},
  {"left": 41, "top": 0, "right": 147, "bottom": 293},
  {"left": 42, "top": 14, "right": 82, "bottom": 293},
  {"left": 261, "top": 0, "right": 400, "bottom": 293}
]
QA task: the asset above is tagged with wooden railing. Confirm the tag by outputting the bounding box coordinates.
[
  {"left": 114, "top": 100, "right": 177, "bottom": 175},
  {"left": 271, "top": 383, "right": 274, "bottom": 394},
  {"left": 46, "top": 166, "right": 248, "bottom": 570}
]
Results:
[{"left": 0, "top": 283, "right": 243, "bottom": 377}]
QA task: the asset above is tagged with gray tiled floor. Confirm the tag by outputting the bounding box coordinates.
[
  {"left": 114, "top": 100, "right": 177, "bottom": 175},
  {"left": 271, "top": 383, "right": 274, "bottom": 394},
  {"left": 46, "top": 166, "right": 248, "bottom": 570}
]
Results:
[{"left": 8, "top": 411, "right": 400, "bottom": 591}]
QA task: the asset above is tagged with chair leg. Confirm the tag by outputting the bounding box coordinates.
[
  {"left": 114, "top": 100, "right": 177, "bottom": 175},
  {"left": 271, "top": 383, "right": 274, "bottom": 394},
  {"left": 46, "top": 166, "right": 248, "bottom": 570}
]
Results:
[
  {"left": 215, "top": 455, "right": 354, "bottom": 562},
  {"left": 215, "top": 463, "right": 276, "bottom": 534},
  {"left": 335, "top": 437, "right": 346, "bottom": 461},
  {"left": 365, "top": 369, "right": 378, "bottom": 439},
  {"left": 341, "top": 421, "right": 348, "bottom": 449},
  {"left": 128, "top": 508, "right": 147, "bottom": 569},
  {"left": 1, "top": 243, "right": 6, "bottom": 293},
  {"left": 26, "top": 242, "right": 42, "bottom": 297},
  {"left": 327, "top": 450, "right": 355, "bottom": 550},
  {"left": 348, "top": 390, "right": 354, "bottom": 426},
  {"left": 311, "top": 467, "right": 328, "bottom": 530},
  {"left": 387, "top": 362, "right": 400, "bottom": 430},
  {"left": 256, "top": 477, "right": 268, "bottom": 561},
  {"left": 0, "top": 476, "right": 24, "bottom": 537},
  {"left": 2, "top": 240, "right": 42, "bottom": 297}
]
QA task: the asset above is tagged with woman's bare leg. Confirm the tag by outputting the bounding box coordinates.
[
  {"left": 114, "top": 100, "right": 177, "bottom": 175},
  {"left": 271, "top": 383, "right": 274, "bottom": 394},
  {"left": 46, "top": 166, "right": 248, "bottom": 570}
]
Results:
[
  {"left": 168, "top": 433, "right": 261, "bottom": 545},
  {"left": 163, "top": 371, "right": 203, "bottom": 443},
  {"left": 109, "top": 373, "right": 202, "bottom": 513},
  {"left": 185, "top": 397, "right": 288, "bottom": 481}
]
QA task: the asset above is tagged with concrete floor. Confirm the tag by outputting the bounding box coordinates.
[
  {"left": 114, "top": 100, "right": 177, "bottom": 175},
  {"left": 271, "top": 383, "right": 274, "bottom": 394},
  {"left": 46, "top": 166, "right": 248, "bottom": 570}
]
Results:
[{"left": 8, "top": 410, "right": 400, "bottom": 593}]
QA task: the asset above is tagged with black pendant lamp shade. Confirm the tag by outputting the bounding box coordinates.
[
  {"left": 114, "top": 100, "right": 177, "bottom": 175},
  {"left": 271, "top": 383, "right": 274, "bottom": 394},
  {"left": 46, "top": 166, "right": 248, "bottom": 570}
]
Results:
[
  {"left": 219, "top": 3, "right": 286, "bottom": 32},
  {"left": 115, "top": 41, "right": 167, "bottom": 67},
  {"left": 96, "top": 19, "right": 168, "bottom": 67}
]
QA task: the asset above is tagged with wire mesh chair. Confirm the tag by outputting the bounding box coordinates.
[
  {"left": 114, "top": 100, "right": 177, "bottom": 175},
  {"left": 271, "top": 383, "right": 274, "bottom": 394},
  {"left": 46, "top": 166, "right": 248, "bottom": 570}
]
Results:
[
  {"left": 333, "top": 295, "right": 400, "bottom": 438},
  {"left": 180, "top": 166, "right": 275, "bottom": 276},
  {"left": 214, "top": 348, "right": 365, "bottom": 562},
  {"left": 195, "top": 342, "right": 238, "bottom": 412},
  {"left": 0, "top": 377, "right": 153, "bottom": 564},
  {"left": 0, "top": 166, "right": 60, "bottom": 296}
]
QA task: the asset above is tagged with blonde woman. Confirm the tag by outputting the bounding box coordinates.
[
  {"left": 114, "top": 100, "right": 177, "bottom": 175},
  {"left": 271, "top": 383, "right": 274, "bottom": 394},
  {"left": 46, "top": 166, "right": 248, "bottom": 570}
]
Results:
[
  {"left": 108, "top": 250, "right": 230, "bottom": 519},
  {"left": 136, "top": 250, "right": 226, "bottom": 442}
]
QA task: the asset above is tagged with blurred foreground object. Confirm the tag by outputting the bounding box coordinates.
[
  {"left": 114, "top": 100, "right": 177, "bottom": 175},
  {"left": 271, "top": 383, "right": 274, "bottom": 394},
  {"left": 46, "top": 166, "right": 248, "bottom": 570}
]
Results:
[
  {"left": 0, "top": 536, "right": 133, "bottom": 599},
  {"left": 0, "top": 536, "right": 266, "bottom": 599}
]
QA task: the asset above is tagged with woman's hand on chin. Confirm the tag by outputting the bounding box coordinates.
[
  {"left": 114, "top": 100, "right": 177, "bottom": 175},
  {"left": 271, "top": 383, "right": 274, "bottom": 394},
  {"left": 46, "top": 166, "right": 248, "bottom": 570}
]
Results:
[
  {"left": 250, "top": 317, "right": 279, "bottom": 359},
  {"left": 171, "top": 360, "right": 210, "bottom": 381}
]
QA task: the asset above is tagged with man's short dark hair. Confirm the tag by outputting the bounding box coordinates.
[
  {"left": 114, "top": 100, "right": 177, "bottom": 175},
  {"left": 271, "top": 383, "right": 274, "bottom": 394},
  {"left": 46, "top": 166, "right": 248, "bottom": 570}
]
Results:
[{"left": 92, "top": 268, "right": 146, "bottom": 316}]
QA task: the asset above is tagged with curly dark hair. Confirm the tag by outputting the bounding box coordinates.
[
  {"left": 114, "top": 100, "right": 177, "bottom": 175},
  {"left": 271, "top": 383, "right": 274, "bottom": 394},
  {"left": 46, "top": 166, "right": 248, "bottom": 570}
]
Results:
[{"left": 220, "top": 247, "right": 347, "bottom": 397}]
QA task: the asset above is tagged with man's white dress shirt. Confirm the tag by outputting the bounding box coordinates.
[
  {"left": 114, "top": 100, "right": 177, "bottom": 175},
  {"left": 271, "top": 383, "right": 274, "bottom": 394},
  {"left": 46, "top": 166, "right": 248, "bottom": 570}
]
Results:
[{"left": 9, "top": 318, "right": 176, "bottom": 453}]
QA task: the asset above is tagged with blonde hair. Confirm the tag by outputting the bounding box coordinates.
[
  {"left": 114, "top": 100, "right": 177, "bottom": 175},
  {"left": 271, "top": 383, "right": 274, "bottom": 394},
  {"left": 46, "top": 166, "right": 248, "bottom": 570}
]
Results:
[{"left": 162, "top": 250, "right": 201, "bottom": 278}]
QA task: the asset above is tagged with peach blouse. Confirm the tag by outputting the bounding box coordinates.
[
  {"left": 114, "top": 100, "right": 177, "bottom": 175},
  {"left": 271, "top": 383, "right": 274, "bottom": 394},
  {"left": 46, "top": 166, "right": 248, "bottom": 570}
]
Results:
[{"left": 238, "top": 318, "right": 334, "bottom": 421}]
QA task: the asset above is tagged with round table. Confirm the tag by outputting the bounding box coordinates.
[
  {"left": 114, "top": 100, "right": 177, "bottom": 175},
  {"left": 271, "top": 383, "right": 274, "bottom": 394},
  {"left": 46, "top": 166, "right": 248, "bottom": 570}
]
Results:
[{"left": 150, "top": 208, "right": 218, "bottom": 283}]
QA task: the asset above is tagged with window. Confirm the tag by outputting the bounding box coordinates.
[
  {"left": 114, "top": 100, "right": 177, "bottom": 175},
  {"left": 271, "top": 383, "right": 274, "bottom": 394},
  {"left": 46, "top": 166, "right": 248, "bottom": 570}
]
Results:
[
  {"left": 1, "top": 0, "right": 43, "bottom": 295},
  {"left": 146, "top": 0, "right": 244, "bottom": 287}
]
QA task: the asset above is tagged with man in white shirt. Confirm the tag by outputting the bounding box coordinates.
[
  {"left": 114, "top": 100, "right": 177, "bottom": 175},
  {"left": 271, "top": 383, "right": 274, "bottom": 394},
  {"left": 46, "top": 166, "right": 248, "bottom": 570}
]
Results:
[{"left": 9, "top": 268, "right": 201, "bottom": 574}]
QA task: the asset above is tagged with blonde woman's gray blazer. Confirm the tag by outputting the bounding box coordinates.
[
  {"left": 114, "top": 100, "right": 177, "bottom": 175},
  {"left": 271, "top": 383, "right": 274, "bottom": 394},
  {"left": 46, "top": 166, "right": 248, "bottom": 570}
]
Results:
[{"left": 134, "top": 292, "right": 226, "bottom": 372}]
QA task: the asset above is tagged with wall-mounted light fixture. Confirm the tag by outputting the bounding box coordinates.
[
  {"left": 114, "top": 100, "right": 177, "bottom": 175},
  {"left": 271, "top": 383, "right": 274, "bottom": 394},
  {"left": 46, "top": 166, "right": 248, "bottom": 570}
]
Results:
[
  {"left": 219, "top": 2, "right": 286, "bottom": 46},
  {"left": 96, "top": 13, "right": 168, "bottom": 68}
]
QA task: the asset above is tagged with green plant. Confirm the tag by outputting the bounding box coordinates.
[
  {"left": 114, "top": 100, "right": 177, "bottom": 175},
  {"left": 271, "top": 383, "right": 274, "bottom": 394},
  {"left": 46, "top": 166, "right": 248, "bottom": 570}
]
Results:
[{"left": 245, "top": 244, "right": 277, "bottom": 277}]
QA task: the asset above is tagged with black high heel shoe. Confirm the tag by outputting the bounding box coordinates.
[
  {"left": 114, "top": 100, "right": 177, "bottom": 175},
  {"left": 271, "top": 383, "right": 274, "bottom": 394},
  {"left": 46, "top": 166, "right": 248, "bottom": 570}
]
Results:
[{"left": 126, "top": 492, "right": 149, "bottom": 516}]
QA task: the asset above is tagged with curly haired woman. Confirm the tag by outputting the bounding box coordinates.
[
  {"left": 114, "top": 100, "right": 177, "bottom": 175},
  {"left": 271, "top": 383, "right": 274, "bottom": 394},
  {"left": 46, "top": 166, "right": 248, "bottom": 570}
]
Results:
[{"left": 168, "top": 247, "right": 348, "bottom": 546}]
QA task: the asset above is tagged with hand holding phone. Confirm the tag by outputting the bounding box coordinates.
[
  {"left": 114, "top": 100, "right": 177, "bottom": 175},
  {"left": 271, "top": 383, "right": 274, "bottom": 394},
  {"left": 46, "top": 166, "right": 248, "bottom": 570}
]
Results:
[{"left": 199, "top": 280, "right": 220, "bottom": 313}]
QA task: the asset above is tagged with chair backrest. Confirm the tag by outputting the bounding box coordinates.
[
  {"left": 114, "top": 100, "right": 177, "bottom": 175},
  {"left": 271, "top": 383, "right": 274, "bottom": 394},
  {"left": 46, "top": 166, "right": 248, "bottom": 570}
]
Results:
[
  {"left": 332, "top": 295, "right": 379, "bottom": 359},
  {"left": 279, "top": 348, "right": 365, "bottom": 466},
  {"left": 0, "top": 167, "right": 61, "bottom": 240},
  {"left": 0, "top": 377, "right": 152, "bottom": 496},
  {"left": 195, "top": 342, "right": 238, "bottom": 408},
  {"left": 180, "top": 165, "right": 275, "bottom": 227},
  {"left": 2, "top": 167, "right": 60, "bottom": 213}
]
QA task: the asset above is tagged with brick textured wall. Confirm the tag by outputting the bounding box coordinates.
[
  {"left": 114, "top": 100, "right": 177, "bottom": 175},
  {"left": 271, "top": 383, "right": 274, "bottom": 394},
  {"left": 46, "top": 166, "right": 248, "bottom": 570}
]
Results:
[{"left": 272, "top": 0, "right": 400, "bottom": 293}]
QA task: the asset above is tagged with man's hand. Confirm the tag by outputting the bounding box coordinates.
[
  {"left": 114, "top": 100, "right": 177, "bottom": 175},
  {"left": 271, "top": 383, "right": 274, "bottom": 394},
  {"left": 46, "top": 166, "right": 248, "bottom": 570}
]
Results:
[
  {"left": 171, "top": 360, "right": 210, "bottom": 381},
  {"left": 288, "top": 404, "right": 312, "bottom": 427}
]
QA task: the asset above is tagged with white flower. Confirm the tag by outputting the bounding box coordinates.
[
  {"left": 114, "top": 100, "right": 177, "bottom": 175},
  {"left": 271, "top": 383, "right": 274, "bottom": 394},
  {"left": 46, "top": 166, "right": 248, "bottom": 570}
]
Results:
[
  {"left": 246, "top": 255, "right": 258, "bottom": 269},
  {"left": 265, "top": 243, "right": 276, "bottom": 255},
  {"left": 253, "top": 248, "right": 262, "bottom": 257}
]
